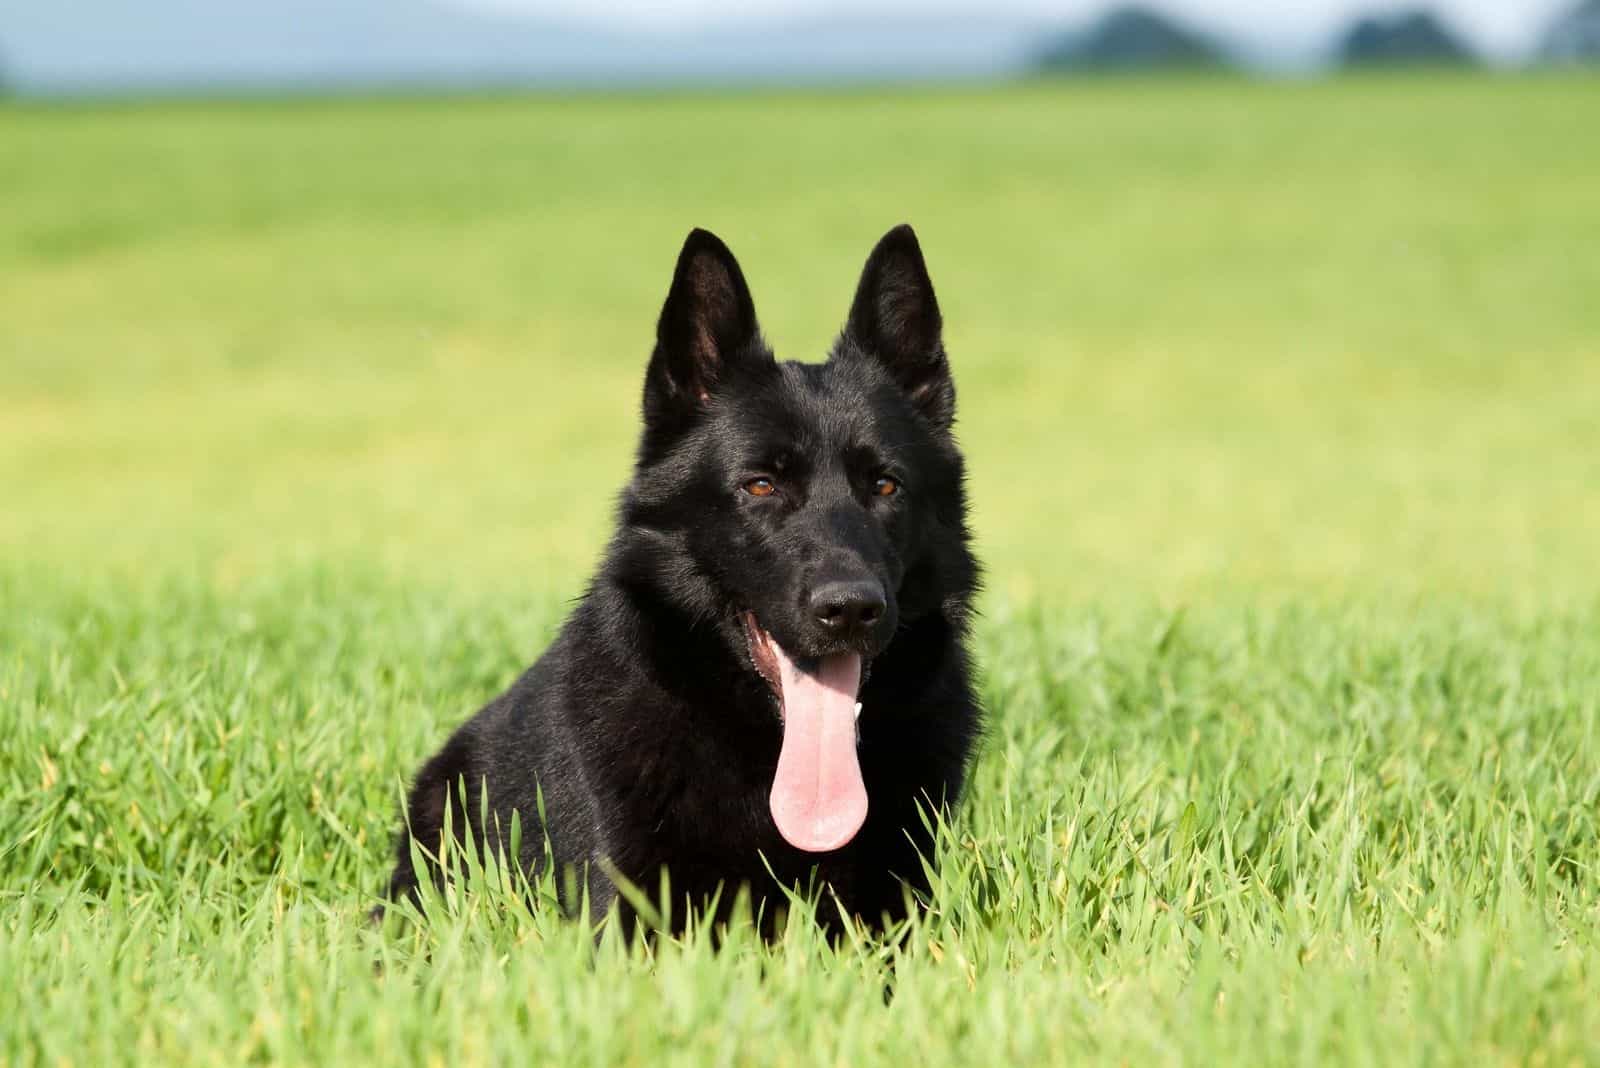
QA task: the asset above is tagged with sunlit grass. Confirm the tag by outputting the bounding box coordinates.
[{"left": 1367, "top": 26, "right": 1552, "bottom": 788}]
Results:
[
  {"left": 2, "top": 74, "right": 1599, "bottom": 1065},
  {"left": 4, "top": 576, "right": 1597, "bottom": 1063}
]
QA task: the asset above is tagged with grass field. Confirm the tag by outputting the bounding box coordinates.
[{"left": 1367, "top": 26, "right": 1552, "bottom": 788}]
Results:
[{"left": 3, "top": 75, "right": 1600, "bottom": 1065}]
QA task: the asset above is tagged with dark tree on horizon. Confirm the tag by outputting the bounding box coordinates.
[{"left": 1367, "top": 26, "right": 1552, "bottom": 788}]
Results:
[
  {"left": 1538, "top": 0, "right": 1600, "bottom": 64},
  {"left": 1338, "top": 10, "right": 1479, "bottom": 67},
  {"left": 1034, "top": 6, "right": 1230, "bottom": 74}
]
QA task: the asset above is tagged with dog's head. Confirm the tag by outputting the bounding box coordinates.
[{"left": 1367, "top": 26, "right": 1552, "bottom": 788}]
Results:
[{"left": 620, "top": 225, "right": 976, "bottom": 853}]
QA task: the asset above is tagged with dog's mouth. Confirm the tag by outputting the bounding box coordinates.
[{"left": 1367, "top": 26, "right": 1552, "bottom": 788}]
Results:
[{"left": 741, "top": 611, "right": 868, "bottom": 854}]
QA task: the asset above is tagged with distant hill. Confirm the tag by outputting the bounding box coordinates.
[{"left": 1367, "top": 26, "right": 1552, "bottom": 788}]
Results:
[
  {"left": 1538, "top": 0, "right": 1600, "bottom": 64},
  {"left": 1337, "top": 10, "right": 1479, "bottom": 67},
  {"left": 1034, "top": 6, "right": 1230, "bottom": 73}
]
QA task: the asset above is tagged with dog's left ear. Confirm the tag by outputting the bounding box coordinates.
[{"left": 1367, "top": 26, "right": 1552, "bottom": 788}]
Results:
[{"left": 844, "top": 224, "right": 954, "bottom": 430}]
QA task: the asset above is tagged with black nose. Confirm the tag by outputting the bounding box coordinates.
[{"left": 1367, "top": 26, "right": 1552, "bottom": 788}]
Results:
[{"left": 809, "top": 580, "right": 886, "bottom": 635}]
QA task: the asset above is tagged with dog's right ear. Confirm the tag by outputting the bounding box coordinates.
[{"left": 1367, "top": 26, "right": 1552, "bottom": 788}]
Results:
[{"left": 644, "top": 229, "right": 765, "bottom": 429}]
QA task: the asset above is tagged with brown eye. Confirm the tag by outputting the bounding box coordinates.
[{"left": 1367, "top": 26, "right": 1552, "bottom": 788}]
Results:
[
  {"left": 744, "top": 478, "right": 777, "bottom": 498},
  {"left": 874, "top": 476, "right": 899, "bottom": 498}
]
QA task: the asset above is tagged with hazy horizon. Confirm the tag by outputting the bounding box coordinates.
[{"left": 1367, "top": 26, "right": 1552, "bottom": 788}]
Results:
[
  {"left": 0, "top": 0, "right": 1581, "bottom": 95},
  {"left": 455, "top": 0, "right": 1569, "bottom": 58}
]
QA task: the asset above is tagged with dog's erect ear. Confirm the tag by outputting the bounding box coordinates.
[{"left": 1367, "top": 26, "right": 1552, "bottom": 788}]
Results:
[
  {"left": 645, "top": 229, "right": 764, "bottom": 422},
  {"left": 844, "top": 224, "right": 954, "bottom": 430}
]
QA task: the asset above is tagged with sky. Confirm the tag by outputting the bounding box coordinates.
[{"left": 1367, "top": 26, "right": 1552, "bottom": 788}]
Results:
[
  {"left": 0, "top": 0, "right": 1579, "bottom": 93},
  {"left": 456, "top": 0, "right": 1574, "bottom": 60}
]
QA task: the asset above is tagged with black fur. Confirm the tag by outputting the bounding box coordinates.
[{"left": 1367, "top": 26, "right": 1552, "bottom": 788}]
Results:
[{"left": 385, "top": 225, "right": 980, "bottom": 934}]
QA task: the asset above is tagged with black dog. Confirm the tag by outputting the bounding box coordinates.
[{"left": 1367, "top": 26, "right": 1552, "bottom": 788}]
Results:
[{"left": 385, "top": 225, "right": 979, "bottom": 934}]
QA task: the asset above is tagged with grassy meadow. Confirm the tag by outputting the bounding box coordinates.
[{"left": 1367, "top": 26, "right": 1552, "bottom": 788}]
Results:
[{"left": 3, "top": 75, "right": 1599, "bottom": 1064}]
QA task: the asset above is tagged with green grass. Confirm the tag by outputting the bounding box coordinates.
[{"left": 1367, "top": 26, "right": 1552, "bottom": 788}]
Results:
[{"left": 3, "top": 74, "right": 1599, "bottom": 1065}]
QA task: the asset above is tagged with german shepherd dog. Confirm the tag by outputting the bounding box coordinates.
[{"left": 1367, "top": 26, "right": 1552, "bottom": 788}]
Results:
[{"left": 385, "top": 225, "right": 979, "bottom": 933}]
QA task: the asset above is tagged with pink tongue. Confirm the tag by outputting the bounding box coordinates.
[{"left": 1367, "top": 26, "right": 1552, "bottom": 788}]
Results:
[{"left": 768, "top": 647, "right": 867, "bottom": 853}]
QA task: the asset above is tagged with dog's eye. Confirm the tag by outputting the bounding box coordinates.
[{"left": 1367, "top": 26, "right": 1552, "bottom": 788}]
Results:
[
  {"left": 874, "top": 476, "right": 900, "bottom": 498},
  {"left": 744, "top": 478, "right": 777, "bottom": 498}
]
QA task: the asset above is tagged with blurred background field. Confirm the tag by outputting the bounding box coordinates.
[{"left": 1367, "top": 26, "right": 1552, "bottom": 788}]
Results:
[
  {"left": 3, "top": 75, "right": 1598, "bottom": 606},
  {"left": 4, "top": 4, "right": 1600, "bottom": 1063}
]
